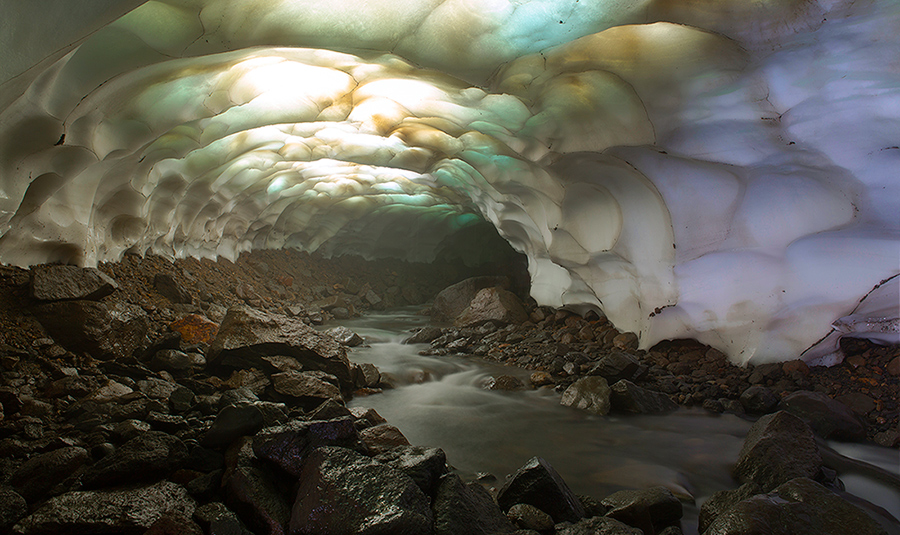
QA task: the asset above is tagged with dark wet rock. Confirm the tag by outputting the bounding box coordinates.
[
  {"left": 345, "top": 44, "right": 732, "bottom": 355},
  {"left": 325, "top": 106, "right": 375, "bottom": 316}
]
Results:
[
  {"left": 30, "top": 264, "right": 118, "bottom": 301},
  {"left": 169, "top": 385, "right": 196, "bottom": 413},
  {"left": 12, "top": 480, "right": 196, "bottom": 535},
  {"left": 154, "top": 273, "right": 192, "bottom": 304},
  {"left": 359, "top": 423, "right": 411, "bottom": 455},
  {"left": 290, "top": 446, "right": 432, "bottom": 535},
  {"left": 529, "top": 371, "right": 554, "bottom": 387},
  {"left": 375, "top": 445, "right": 447, "bottom": 498},
  {"left": 270, "top": 370, "right": 342, "bottom": 405},
  {"left": 455, "top": 287, "right": 528, "bottom": 327},
  {"left": 219, "top": 387, "right": 259, "bottom": 408},
  {"left": 137, "top": 377, "right": 179, "bottom": 399},
  {"left": 203, "top": 401, "right": 288, "bottom": 448},
  {"left": 186, "top": 469, "right": 224, "bottom": 502},
  {"left": 143, "top": 513, "right": 204, "bottom": 535},
  {"left": 224, "top": 463, "right": 291, "bottom": 535},
  {"left": 404, "top": 327, "right": 444, "bottom": 344},
  {"left": 147, "top": 411, "right": 189, "bottom": 434},
  {"left": 82, "top": 431, "right": 188, "bottom": 489},
  {"left": 486, "top": 374, "right": 526, "bottom": 391},
  {"left": 193, "top": 502, "right": 253, "bottom": 535},
  {"left": 834, "top": 392, "right": 877, "bottom": 415},
  {"left": 208, "top": 306, "right": 352, "bottom": 390},
  {"left": 307, "top": 398, "right": 352, "bottom": 421},
  {"left": 0, "top": 487, "right": 27, "bottom": 531},
  {"left": 252, "top": 417, "right": 363, "bottom": 478},
  {"left": 732, "top": 411, "right": 822, "bottom": 492},
  {"left": 578, "top": 494, "right": 609, "bottom": 518},
  {"left": 705, "top": 478, "right": 887, "bottom": 535},
  {"left": 431, "top": 275, "right": 511, "bottom": 323},
  {"left": 33, "top": 300, "right": 148, "bottom": 360},
  {"left": 326, "top": 326, "right": 364, "bottom": 347},
  {"left": 150, "top": 349, "right": 195, "bottom": 373},
  {"left": 601, "top": 486, "right": 682, "bottom": 535},
  {"left": 698, "top": 483, "right": 762, "bottom": 533},
  {"left": 778, "top": 390, "right": 867, "bottom": 441},
  {"left": 738, "top": 385, "right": 779, "bottom": 414},
  {"left": 560, "top": 376, "right": 611, "bottom": 416},
  {"left": 10, "top": 446, "right": 90, "bottom": 502},
  {"left": 610, "top": 380, "right": 678, "bottom": 414},
  {"left": 498, "top": 456, "right": 585, "bottom": 523},
  {"left": 555, "top": 516, "right": 643, "bottom": 535},
  {"left": 352, "top": 362, "right": 382, "bottom": 389},
  {"left": 350, "top": 406, "right": 388, "bottom": 429},
  {"left": 586, "top": 351, "right": 646, "bottom": 383},
  {"left": 507, "top": 503, "right": 554, "bottom": 532},
  {"left": 433, "top": 473, "right": 516, "bottom": 535}
]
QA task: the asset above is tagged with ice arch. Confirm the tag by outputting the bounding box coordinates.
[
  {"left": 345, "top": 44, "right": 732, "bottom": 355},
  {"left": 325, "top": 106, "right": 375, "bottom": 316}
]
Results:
[{"left": 0, "top": 0, "right": 897, "bottom": 365}]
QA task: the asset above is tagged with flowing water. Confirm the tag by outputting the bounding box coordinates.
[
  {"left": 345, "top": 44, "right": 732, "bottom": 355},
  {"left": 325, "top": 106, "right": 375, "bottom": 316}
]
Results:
[{"left": 331, "top": 308, "right": 900, "bottom": 534}]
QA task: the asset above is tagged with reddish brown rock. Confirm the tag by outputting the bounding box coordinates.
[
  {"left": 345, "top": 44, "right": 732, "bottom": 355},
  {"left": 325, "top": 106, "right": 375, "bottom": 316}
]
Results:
[{"left": 169, "top": 314, "right": 218, "bottom": 345}]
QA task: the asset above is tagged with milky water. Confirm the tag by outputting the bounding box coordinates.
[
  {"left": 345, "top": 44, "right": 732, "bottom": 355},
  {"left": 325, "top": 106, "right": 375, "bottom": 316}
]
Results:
[{"left": 332, "top": 308, "right": 900, "bottom": 534}]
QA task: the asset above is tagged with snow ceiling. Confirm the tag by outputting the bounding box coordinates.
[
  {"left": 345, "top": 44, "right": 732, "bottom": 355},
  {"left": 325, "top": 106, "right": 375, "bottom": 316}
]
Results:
[{"left": 0, "top": 0, "right": 898, "bottom": 364}]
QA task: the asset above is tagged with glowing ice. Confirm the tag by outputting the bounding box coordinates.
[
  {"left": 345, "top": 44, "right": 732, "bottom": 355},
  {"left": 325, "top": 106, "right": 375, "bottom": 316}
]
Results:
[{"left": 0, "top": 0, "right": 897, "bottom": 364}]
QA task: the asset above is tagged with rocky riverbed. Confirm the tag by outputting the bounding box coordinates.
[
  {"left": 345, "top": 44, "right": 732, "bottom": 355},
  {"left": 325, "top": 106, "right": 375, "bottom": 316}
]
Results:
[{"left": 0, "top": 250, "right": 896, "bottom": 534}]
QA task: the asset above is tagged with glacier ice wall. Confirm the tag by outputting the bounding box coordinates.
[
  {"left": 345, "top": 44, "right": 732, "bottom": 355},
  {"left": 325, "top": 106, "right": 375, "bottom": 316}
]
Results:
[{"left": 0, "top": 0, "right": 897, "bottom": 364}]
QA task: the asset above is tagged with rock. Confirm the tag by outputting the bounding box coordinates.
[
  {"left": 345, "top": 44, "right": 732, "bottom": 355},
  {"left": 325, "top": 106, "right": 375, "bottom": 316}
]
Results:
[
  {"left": 834, "top": 392, "right": 877, "bottom": 416},
  {"left": 0, "top": 487, "right": 27, "bottom": 531},
  {"left": 359, "top": 423, "right": 411, "bottom": 455},
  {"left": 432, "top": 473, "right": 516, "bottom": 535},
  {"left": 778, "top": 391, "right": 867, "bottom": 441},
  {"left": 403, "top": 327, "right": 444, "bottom": 344},
  {"left": 610, "top": 380, "right": 678, "bottom": 414},
  {"left": 560, "top": 376, "right": 611, "bottom": 416},
  {"left": 529, "top": 371, "right": 554, "bottom": 387},
  {"left": 30, "top": 264, "right": 118, "bottom": 301},
  {"left": 507, "top": 503, "right": 554, "bottom": 532},
  {"left": 455, "top": 287, "right": 528, "bottom": 327},
  {"left": 326, "top": 326, "right": 363, "bottom": 347},
  {"left": 350, "top": 406, "right": 388, "bottom": 429},
  {"left": 169, "top": 314, "right": 219, "bottom": 346},
  {"left": 555, "top": 516, "right": 643, "bottom": 535},
  {"left": 13, "top": 480, "right": 196, "bottom": 535},
  {"left": 352, "top": 362, "right": 381, "bottom": 389},
  {"left": 705, "top": 478, "right": 888, "bottom": 535},
  {"left": 137, "top": 377, "right": 178, "bottom": 399},
  {"left": 739, "top": 385, "right": 780, "bottom": 414},
  {"left": 170, "top": 385, "right": 196, "bottom": 413},
  {"left": 586, "top": 351, "right": 645, "bottom": 383},
  {"left": 203, "top": 402, "right": 287, "bottom": 448},
  {"left": 601, "top": 486, "right": 683, "bottom": 535},
  {"left": 252, "top": 417, "right": 364, "bottom": 478},
  {"left": 613, "top": 332, "right": 639, "bottom": 351},
  {"left": 224, "top": 462, "right": 291, "bottom": 535},
  {"left": 10, "top": 446, "right": 90, "bottom": 502},
  {"left": 290, "top": 446, "right": 432, "bottom": 535},
  {"left": 307, "top": 398, "right": 352, "bottom": 421},
  {"left": 431, "top": 276, "right": 511, "bottom": 323},
  {"left": 498, "top": 456, "right": 585, "bottom": 523},
  {"left": 887, "top": 356, "right": 900, "bottom": 376},
  {"left": 486, "top": 375, "right": 526, "bottom": 391},
  {"left": 208, "top": 306, "right": 352, "bottom": 390},
  {"left": 33, "top": 300, "right": 149, "bottom": 360},
  {"left": 374, "top": 445, "right": 447, "bottom": 498},
  {"left": 874, "top": 429, "right": 900, "bottom": 448},
  {"left": 193, "top": 502, "right": 253, "bottom": 535},
  {"left": 698, "top": 483, "right": 762, "bottom": 533},
  {"left": 270, "top": 371, "right": 342, "bottom": 405},
  {"left": 154, "top": 273, "right": 192, "bottom": 304},
  {"left": 82, "top": 431, "right": 188, "bottom": 489},
  {"left": 732, "top": 411, "right": 822, "bottom": 492}
]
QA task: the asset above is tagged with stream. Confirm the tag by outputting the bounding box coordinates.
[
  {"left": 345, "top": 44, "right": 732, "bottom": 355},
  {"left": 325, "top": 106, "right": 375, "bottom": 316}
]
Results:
[{"left": 330, "top": 307, "right": 900, "bottom": 534}]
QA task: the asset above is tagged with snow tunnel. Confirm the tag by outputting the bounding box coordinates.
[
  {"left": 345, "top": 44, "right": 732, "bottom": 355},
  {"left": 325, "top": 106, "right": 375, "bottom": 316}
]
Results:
[{"left": 0, "top": 0, "right": 898, "bottom": 365}]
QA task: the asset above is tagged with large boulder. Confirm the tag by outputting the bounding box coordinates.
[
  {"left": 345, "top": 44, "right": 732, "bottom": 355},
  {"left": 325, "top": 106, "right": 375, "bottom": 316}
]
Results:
[
  {"left": 609, "top": 380, "right": 678, "bottom": 414},
  {"left": 81, "top": 431, "right": 188, "bottom": 489},
  {"left": 555, "top": 516, "right": 643, "bottom": 535},
  {"left": 10, "top": 446, "right": 90, "bottom": 502},
  {"left": 12, "top": 481, "right": 196, "bottom": 535},
  {"left": 433, "top": 473, "right": 516, "bottom": 535},
  {"left": 560, "top": 376, "right": 612, "bottom": 416},
  {"left": 202, "top": 401, "right": 288, "bottom": 448},
  {"left": 252, "top": 417, "right": 364, "bottom": 478},
  {"left": 431, "top": 276, "right": 511, "bottom": 323},
  {"left": 290, "top": 446, "right": 432, "bottom": 535},
  {"left": 208, "top": 307, "right": 352, "bottom": 390},
  {"left": 497, "top": 456, "right": 585, "bottom": 523},
  {"left": 778, "top": 391, "right": 867, "bottom": 441},
  {"left": 732, "top": 411, "right": 822, "bottom": 492},
  {"left": 374, "top": 446, "right": 448, "bottom": 498},
  {"left": 601, "top": 486, "right": 683, "bottom": 535},
  {"left": 30, "top": 264, "right": 118, "bottom": 301},
  {"left": 454, "top": 287, "right": 528, "bottom": 327},
  {"left": 705, "top": 478, "right": 887, "bottom": 535},
  {"left": 698, "top": 482, "right": 761, "bottom": 533},
  {"left": 270, "top": 371, "right": 342, "bottom": 407},
  {"left": 33, "top": 300, "right": 148, "bottom": 360}
]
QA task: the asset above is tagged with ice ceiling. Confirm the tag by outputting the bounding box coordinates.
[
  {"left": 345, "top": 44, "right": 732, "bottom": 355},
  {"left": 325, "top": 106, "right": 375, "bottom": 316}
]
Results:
[{"left": 1, "top": 0, "right": 898, "bottom": 365}]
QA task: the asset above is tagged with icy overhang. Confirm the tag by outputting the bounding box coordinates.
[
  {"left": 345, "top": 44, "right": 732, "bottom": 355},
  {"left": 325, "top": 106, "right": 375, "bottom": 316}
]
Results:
[{"left": 0, "top": 0, "right": 897, "bottom": 364}]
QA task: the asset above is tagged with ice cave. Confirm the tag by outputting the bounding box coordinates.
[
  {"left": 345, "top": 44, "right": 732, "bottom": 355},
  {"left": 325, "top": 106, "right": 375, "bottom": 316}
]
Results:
[{"left": 1, "top": 0, "right": 898, "bottom": 366}]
